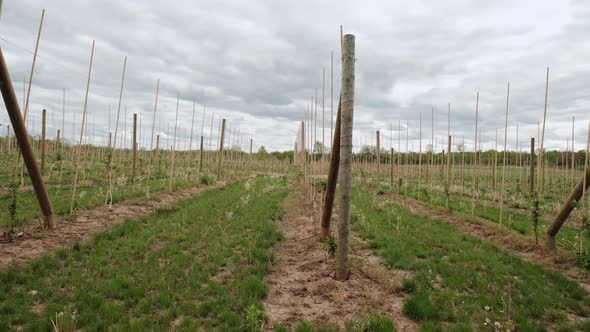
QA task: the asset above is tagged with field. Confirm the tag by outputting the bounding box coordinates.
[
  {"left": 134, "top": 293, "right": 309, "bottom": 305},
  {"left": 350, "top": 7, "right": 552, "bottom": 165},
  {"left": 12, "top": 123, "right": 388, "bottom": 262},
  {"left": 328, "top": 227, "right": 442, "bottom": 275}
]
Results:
[
  {"left": 1, "top": 131, "right": 590, "bottom": 331},
  {"left": 1, "top": 9, "right": 590, "bottom": 331}
]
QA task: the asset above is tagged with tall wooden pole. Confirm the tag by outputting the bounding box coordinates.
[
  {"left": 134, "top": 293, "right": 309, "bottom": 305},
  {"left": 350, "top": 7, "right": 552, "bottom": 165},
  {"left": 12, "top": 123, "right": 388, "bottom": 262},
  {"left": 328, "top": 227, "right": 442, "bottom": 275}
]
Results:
[
  {"left": 336, "top": 34, "right": 355, "bottom": 281},
  {"left": 0, "top": 48, "right": 54, "bottom": 228},
  {"left": 218, "top": 118, "right": 226, "bottom": 177}
]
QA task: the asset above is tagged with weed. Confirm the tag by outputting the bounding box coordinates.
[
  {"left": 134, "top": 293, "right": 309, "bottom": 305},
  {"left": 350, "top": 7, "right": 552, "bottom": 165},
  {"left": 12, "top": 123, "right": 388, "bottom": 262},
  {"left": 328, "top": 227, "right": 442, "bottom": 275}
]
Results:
[
  {"left": 245, "top": 304, "right": 265, "bottom": 331},
  {"left": 327, "top": 236, "right": 337, "bottom": 257}
]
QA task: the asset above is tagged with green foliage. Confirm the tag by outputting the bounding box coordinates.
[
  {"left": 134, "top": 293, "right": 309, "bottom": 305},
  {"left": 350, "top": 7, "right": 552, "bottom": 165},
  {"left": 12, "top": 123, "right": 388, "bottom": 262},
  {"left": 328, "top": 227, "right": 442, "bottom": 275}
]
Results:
[
  {"left": 199, "top": 174, "right": 215, "bottom": 185},
  {"left": 327, "top": 236, "right": 337, "bottom": 257},
  {"left": 245, "top": 304, "right": 265, "bottom": 331}
]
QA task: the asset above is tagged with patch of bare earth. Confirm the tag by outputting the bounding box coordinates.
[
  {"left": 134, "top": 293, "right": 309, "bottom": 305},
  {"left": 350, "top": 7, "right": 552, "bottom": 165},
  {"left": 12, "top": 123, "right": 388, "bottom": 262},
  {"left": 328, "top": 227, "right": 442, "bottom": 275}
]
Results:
[
  {"left": 263, "top": 184, "right": 417, "bottom": 331},
  {"left": 0, "top": 179, "right": 238, "bottom": 269},
  {"left": 386, "top": 192, "right": 590, "bottom": 293}
]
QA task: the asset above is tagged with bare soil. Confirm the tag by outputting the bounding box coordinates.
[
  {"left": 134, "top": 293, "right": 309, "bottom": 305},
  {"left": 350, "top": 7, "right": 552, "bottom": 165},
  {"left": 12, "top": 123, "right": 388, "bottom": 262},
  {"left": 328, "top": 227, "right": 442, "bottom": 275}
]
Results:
[
  {"left": 386, "top": 192, "right": 590, "bottom": 293},
  {"left": 263, "top": 183, "right": 417, "bottom": 331},
  {"left": 0, "top": 179, "right": 236, "bottom": 269}
]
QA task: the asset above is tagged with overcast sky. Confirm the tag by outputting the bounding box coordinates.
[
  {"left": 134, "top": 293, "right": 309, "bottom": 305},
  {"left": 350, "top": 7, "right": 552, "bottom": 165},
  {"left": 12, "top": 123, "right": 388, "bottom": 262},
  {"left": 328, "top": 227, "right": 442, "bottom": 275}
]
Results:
[{"left": 0, "top": 0, "right": 589, "bottom": 153}]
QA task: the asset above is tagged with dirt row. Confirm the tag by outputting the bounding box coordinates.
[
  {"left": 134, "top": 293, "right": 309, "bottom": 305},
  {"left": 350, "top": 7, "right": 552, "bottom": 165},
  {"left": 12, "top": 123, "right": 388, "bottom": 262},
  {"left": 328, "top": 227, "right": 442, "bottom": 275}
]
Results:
[
  {"left": 0, "top": 179, "right": 237, "bottom": 269},
  {"left": 262, "top": 183, "right": 417, "bottom": 331},
  {"left": 384, "top": 192, "right": 590, "bottom": 292}
]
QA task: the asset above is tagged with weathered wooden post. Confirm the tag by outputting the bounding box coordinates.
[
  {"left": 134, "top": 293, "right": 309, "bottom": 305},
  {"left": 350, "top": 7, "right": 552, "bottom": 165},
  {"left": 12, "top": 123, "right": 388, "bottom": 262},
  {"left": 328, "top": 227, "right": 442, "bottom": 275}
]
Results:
[
  {"left": 41, "top": 108, "right": 46, "bottom": 171},
  {"left": 0, "top": 48, "right": 54, "bottom": 228},
  {"left": 218, "top": 118, "right": 226, "bottom": 177},
  {"left": 336, "top": 34, "right": 355, "bottom": 281},
  {"left": 320, "top": 97, "right": 341, "bottom": 239},
  {"left": 132, "top": 113, "right": 137, "bottom": 181},
  {"left": 546, "top": 167, "right": 590, "bottom": 251}
]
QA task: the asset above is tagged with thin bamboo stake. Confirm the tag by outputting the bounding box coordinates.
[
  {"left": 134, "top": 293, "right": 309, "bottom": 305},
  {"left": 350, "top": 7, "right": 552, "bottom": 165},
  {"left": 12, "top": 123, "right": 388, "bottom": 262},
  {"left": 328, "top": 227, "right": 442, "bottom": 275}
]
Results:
[
  {"left": 23, "top": 9, "right": 45, "bottom": 122},
  {"left": 146, "top": 79, "right": 160, "bottom": 199},
  {"left": 376, "top": 130, "right": 380, "bottom": 190},
  {"left": 471, "top": 92, "right": 479, "bottom": 216},
  {"left": 41, "top": 108, "right": 46, "bottom": 172},
  {"left": 530, "top": 138, "right": 535, "bottom": 194},
  {"left": 69, "top": 40, "right": 95, "bottom": 215},
  {"left": 322, "top": 66, "right": 325, "bottom": 171},
  {"left": 418, "top": 112, "right": 422, "bottom": 198},
  {"left": 499, "top": 82, "right": 510, "bottom": 225},
  {"left": 105, "top": 56, "right": 127, "bottom": 205},
  {"left": 132, "top": 113, "right": 137, "bottom": 181},
  {"left": 330, "top": 50, "right": 334, "bottom": 154},
  {"left": 572, "top": 116, "right": 575, "bottom": 189},
  {"left": 169, "top": 94, "right": 180, "bottom": 191},
  {"left": 538, "top": 67, "right": 549, "bottom": 192}
]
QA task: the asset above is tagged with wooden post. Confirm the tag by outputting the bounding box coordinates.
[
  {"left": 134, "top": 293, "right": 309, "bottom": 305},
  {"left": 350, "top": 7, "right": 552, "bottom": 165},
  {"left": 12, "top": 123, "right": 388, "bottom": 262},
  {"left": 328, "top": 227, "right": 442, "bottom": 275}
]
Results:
[
  {"left": 530, "top": 138, "right": 535, "bottom": 193},
  {"left": 132, "top": 113, "right": 137, "bottom": 181},
  {"left": 218, "top": 118, "right": 226, "bottom": 177},
  {"left": 376, "top": 130, "right": 381, "bottom": 190},
  {"left": 320, "top": 97, "right": 341, "bottom": 239},
  {"left": 336, "top": 34, "right": 355, "bottom": 281},
  {"left": 546, "top": 167, "right": 590, "bottom": 251},
  {"left": 199, "top": 135, "right": 204, "bottom": 173},
  {"left": 0, "top": 48, "right": 54, "bottom": 228},
  {"left": 41, "top": 108, "right": 46, "bottom": 171}
]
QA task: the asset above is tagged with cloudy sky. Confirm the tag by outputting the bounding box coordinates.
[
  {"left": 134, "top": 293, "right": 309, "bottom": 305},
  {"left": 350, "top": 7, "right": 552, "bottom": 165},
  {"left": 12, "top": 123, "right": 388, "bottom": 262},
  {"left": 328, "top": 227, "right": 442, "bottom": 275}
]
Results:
[{"left": 0, "top": 0, "right": 589, "bottom": 153}]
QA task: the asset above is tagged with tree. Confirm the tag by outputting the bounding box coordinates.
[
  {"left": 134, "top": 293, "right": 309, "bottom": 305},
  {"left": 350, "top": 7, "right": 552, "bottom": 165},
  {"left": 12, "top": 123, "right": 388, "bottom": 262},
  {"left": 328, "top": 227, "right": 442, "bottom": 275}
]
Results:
[
  {"left": 313, "top": 140, "right": 328, "bottom": 155},
  {"left": 257, "top": 146, "right": 267, "bottom": 155}
]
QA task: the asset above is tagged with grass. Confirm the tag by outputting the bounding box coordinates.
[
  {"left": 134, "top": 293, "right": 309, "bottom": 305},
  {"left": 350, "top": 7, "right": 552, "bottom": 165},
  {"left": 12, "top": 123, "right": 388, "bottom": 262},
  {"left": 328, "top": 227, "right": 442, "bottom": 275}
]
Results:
[
  {"left": 383, "top": 181, "right": 590, "bottom": 253},
  {"left": 352, "top": 188, "right": 590, "bottom": 331},
  {"left": 0, "top": 174, "right": 215, "bottom": 227},
  {"left": 0, "top": 175, "right": 288, "bottom": 330}
]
